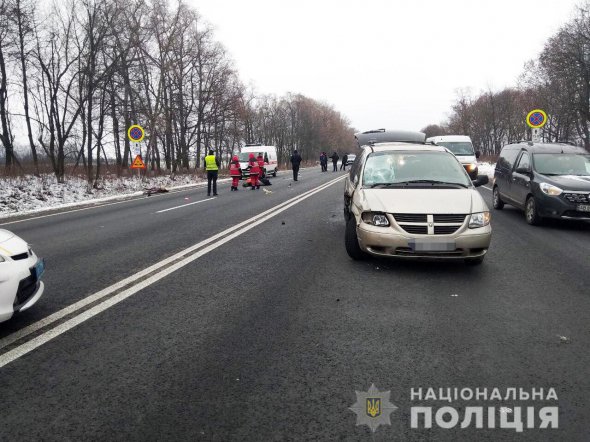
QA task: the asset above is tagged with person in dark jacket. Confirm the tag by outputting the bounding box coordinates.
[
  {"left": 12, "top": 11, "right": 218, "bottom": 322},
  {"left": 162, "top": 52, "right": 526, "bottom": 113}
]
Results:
[
  {"left": 331, "top": 151, "right": 339, "bottom": 172},
  {"left": 340, "top": 154, "right": 348, "bottom": 171},
  {"left": 290, "top": 150, "right": 302, "bottom": 181},
  {"left": 320, "top": 152, "right": 328, "bottom": 172}
]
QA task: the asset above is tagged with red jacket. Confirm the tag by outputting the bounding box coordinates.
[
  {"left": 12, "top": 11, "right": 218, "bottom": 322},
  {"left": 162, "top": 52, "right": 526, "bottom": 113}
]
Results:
[
  {"left": 229, "top": 156, "right": 241, "bottom": 176},
  {"left": 248, "top": 155, "right": 260, "bottom": 175}
]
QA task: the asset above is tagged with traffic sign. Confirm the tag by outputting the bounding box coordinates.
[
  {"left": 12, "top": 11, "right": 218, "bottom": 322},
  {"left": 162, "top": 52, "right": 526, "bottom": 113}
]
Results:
[
  {"left": 128, "top": 125, "right": 145, "bottom": 142},
  {"left": 526, "top": 109, "right": 547, "bottom": 128},
  {"left": 130, "top": 154, "right": 146, "bottom": 169}
]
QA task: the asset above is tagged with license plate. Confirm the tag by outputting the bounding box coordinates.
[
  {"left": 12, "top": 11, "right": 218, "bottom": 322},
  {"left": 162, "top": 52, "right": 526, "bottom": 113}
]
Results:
[
  {"left": 577, "top": 204, "right": 590, "bottom": 212},
  {"left": 33, "top": 259, "right": 45, "bottom": 280},
  {"left": 409, "top": 240, "right": 456, "bottom": 252}
]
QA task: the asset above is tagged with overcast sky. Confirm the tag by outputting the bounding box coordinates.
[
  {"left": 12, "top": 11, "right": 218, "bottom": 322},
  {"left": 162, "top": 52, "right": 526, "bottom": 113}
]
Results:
[{"left": 189, "top": 0, "right": 580, "bottom": 132}]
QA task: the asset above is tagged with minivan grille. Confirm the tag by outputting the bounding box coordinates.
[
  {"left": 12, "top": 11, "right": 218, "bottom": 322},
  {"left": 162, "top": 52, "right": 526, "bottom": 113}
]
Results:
[
  {"left": 563, "top": 193, "right": 589, "bottom": 204},
  {"left": 392, "top": 213, "right": 427, "bottom": 223},
  {"left": 11, "top": 252, "right": 29, "bottom": 261},
  {"left": 433, "top": 214, "right": 467, "bottom": 223},
  {"left": 400, "top": 225, "right": 428, "bottom": 234},
  {"left": 434, "top": 225, "right": 461, "bottom": 235}
]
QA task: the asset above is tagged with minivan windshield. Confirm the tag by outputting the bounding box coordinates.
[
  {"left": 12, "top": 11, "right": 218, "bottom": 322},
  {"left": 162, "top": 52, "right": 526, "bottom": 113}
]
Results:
[
  {"left": 436, "top": 142, "right": 475, "bottom": 156},
  {"left": 533, "top": 153, "right": 590, "bottom": 176},
  {"left": 238, "top": 152, "right": 254, "bottom": 162},
  {"left": 362, "top": 151, "right": 471, "bottom": 187}
]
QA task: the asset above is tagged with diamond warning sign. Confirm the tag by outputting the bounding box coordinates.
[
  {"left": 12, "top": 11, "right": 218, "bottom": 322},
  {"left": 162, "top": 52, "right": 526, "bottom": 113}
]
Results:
[{"left": 130, "top": 154, "right": 146, "bottom": 169}]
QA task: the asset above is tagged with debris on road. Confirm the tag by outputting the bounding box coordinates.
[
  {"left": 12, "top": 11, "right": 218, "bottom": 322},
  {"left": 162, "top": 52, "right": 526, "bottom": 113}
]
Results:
[
  {"left": 558, "top": 335, "right": 571, "bottom": 344},
  {"left": 144, "top": 187, "right": 169, "bottom": 196}
]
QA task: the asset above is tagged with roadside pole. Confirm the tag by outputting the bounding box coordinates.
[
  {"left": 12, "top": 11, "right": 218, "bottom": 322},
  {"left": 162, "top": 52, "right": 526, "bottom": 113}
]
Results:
[
  {"left": 526, "top": 109, "right": 547, "bottom": 142},
  {"left": 128, "top": 124, "right": 147, "bottom": 178}
]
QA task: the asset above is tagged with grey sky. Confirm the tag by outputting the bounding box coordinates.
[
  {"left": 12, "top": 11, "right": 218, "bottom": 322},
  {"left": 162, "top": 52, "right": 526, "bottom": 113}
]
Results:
[{"left": 190, "top": 0, "right": 580, "bottom": 132}]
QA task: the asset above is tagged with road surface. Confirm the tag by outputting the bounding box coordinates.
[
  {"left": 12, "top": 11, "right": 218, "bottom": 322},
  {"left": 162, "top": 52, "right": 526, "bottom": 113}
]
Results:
[{"left": 0, "top": 169, "right": 589, "bottom": 441}]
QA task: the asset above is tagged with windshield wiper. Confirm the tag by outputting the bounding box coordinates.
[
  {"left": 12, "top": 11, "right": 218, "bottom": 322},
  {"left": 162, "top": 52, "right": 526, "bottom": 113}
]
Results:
[
  {"left": 368, "top": 183, "right": 399, "bottom": 188},
  {"left": 395, "top": 179, "right": 468, "bottom": 188}
]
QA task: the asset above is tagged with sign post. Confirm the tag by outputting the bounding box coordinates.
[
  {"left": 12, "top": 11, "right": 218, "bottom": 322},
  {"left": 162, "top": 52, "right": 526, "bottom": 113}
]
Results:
[
  {"left": 127, "top": 125, "right": 146, "bottom": 178},
  {"left": 526, "top": 109, "right": 547, "bottom": 143}
]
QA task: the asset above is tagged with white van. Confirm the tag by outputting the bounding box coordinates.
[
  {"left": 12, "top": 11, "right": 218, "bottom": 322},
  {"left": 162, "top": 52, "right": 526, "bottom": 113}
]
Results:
[
  {"left": 238, "top": 144, "right": 279, "bottom": 177},
  {"left": 426, "top": 135, "right": 480, "bottom": 179}
]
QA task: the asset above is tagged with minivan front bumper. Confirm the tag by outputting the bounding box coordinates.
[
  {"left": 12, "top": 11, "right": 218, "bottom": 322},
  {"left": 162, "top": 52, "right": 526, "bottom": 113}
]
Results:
[
  {"left": 357, "top": 223, "right": 491, "bottom": 259},
  {"left": 535, "top": 192, "right": 590, "bottom": 220}
]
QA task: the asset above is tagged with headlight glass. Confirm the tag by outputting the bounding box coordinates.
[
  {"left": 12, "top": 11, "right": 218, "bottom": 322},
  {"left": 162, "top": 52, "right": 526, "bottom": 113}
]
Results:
[
  {"left": 469, "top": 211, "right": 491, "bottom": 228},
  {"left": 539, "top": 182, "right": 563, "bottom": 196},
  {"left": 465, "top": 163, "right": 477, "bottom": 172},
  {"left": 361, "top": 212, "right": 390, "bottom": 227}
]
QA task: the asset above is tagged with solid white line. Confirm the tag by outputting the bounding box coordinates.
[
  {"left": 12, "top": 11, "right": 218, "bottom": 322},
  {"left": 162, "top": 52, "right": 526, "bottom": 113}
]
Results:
[
  {"left": 155, "top": 197, "right": 216, "bottom": 213},
  {"left": 0, "top": 175, "right": 345, "bottom": 357},
  {"left": 0, "top": 180, "right": 231, "bottom": 226},
  {"left": 482, "top": 186, "right": 493, "bottom": 191}
]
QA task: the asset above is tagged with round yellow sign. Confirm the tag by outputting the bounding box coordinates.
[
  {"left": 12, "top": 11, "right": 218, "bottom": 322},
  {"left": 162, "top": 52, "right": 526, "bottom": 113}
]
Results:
[
  {"left": 526, "top": 109, "right": 547, "bottom": 129},
  {"left": 127, "top": 125, "right": 145, "bottom": 142}
]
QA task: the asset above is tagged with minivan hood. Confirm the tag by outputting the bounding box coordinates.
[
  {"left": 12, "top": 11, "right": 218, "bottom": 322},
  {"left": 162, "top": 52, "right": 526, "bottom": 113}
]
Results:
[
  {"left": 540, "top": 174, "right": 590, "bottom": 191},
  {"left": 0, "top": 229, "right": 15, "bottom": 244},
  {"left": 0, "top": 229, "right": 28, "bottom": 256},
  {"left": 359, "top": 188, "right": 487, "bottom": 214}
]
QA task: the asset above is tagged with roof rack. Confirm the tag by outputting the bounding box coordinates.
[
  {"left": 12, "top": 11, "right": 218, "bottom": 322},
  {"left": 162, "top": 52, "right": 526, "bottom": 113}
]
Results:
[{"left": 355, "top": 130, "right": 426, "bottom": 147}]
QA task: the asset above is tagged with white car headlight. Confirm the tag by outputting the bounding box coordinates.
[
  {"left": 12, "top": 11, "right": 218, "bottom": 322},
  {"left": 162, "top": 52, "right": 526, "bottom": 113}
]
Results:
[
  {"left": 361, "top": 212, "right": 390, "bottom": 227},
  {"left": 465, "top": 163, "right": 477, "bottom": 172},
  {"left": 539, "top": 182, "right": 563, "bottom": 196},
  {"left": 469, "top": 212, "right": 491, "bottom": 228}
]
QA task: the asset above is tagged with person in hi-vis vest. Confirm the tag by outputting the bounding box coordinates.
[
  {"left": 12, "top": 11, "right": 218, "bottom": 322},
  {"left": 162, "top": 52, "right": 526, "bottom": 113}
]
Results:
[{"left": 204, "top": 149, "right": 220, "bottom": 196}]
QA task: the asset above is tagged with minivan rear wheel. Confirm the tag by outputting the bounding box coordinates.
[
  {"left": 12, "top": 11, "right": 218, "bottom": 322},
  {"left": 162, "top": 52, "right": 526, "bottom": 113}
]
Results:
[
  {"left": 345, "top": 217, "right": 367, "bottom": 260},
  {"left": 492, "top": 186, "right": 504, "bottom": 210},
  {"left": 525, "top": 196, "right": 542, "bottom": 226}
]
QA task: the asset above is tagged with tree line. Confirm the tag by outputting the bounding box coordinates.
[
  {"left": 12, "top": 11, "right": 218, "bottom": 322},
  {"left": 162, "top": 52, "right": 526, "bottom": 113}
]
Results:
[
  {"left": 0, "top": 0, "right": 355, "bottom": 184},
  {"left": 422, "top": 2, "right": 590, "bottom": 156}
]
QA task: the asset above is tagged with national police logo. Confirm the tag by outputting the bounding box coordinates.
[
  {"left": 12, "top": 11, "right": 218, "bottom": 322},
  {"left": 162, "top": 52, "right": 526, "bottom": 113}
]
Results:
[{"left": 350, "top": 384, "right": 398, "bottom": 433}]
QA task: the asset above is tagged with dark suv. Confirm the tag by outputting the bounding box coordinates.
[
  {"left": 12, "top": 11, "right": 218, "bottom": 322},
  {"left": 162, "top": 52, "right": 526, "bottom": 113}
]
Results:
[{"left": 492, "top": 142, "right": 590, "bottom": 225}]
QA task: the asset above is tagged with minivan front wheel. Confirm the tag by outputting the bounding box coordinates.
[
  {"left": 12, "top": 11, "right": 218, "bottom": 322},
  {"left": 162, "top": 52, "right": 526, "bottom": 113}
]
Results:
[
  {"left": 525, "top": 196, "right": 542, "bottom": 225},
  {"left": 492, "top": 186, "right": 504, "bottom": 210},
  {"left": 345, "top": 217, "right": 367, "bottom": 260}
]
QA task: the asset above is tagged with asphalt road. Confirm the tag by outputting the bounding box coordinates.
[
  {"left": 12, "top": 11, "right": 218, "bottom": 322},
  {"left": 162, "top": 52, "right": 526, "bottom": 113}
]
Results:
[{"left": 0, "top": 169, "right": 589, "bottom": 441}]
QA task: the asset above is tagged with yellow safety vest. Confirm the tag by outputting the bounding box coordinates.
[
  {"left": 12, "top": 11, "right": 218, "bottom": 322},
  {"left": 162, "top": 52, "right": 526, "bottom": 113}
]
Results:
[{"left": 205, "top": 155, "right": 218, "bottom": 171}]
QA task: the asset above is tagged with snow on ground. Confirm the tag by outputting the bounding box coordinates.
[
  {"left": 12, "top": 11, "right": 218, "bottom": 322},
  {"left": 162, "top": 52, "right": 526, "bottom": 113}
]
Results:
[
  {"left": 0, "top": 174, "right": 208, "bottom": 218},
  {"left": 478, "top": 162, "right": 496, "bottom": 179}
]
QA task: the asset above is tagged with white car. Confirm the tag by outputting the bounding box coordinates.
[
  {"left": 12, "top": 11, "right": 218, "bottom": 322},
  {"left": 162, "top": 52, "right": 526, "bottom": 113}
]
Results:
[{"left": 0, "top": 229, "right": 45, "bottom": 323}]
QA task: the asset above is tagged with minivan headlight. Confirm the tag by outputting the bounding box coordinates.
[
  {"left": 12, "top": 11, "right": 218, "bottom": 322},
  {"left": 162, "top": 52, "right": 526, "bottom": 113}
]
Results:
[
  {"left": 469, "top": 212, "right": 491, "bottom": 228},
  {"left": 362, "top": 212, "right": 390, "bottom": 227},
  {"left": 539, "top": 182, "right": 563, "bottom": 196},
  {"left": 465, "top": 163, "right": 477, "bottom": 172}
]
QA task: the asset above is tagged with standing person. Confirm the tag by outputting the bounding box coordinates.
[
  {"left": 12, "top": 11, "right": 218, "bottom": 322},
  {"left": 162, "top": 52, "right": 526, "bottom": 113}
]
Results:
[
  {"left": 290, "top": 149, "right": 302, "bottom": 181},
  {"left": 204, "top": 149, "right": 220, "bottom": 196},
  {"left": 322, "top": 152, "right": 328, "bottom": 172},
  {"left": 331, "top": 151, "right": 339, "bottom": 172},
  {"left": 257, "top": 152, "right": 266, "bottom": 179},
  {"left": 319, "top": 152, "right": 326, "bottom": 172},
  {"left": 248, "top": 153, "right": 260, "bottom": 190},
  {"left": 340, "top": 154, "right": 348, "bottom": 171},
  {"left": 229, "top": 155, "right": 241, "bottom": 191}
]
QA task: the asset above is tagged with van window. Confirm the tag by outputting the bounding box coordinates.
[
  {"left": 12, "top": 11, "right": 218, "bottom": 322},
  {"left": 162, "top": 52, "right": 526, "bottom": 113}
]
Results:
[
  {"left": 350, "top": 151, "right": 366, "bottom": 184},
  {"left": 435, "top": 142, "right": 474, "bottom": 156},
  {"left": 498, "top": 148, "right": 520, "bottom": 170}
]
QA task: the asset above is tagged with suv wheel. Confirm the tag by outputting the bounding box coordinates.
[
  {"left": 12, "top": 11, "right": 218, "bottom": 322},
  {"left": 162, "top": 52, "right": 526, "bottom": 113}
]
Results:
[
  {"left": 525, "top": 196, "right": 542, "bottom": 225},
  {"left": 272, "top": 170, "right": 277, "bottom": 177},
  {"left": 492, "top": 186, "right": 504, "bottom": 210},
  {"left": 345, "top": 217, "right": 366, "bottom": 260}
]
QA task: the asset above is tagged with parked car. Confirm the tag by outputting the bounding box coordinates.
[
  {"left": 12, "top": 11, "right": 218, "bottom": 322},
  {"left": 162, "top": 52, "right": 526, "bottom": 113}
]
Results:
[
  {"left": 346, "top": 154, "right": 357, "bottom": 165},
  {"left": 426, "top": 135, "right": 480, "bottom": 179},
  {"left": 0, "top": 230, "right": 45, "bottom": 323},
  {"left": 493, "top": 142, "right": 590, "bottom": 225},
  {"left": 344, "top": 130, "right": 491, "bottom": 265}
]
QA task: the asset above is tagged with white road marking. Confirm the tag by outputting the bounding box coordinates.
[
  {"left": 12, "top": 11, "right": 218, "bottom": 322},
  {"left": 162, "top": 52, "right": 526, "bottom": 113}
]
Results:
[
  {"left": 0, "top": 180, "right": 231, "bottom": 226},
  {"left": 155, "top": 197, "right": 216, "bottom": 213},
  {"left": 0, "top": 175, "right": 345, "bottom": 367},
  {"left": 482, "top": 186, "right": 493, "bottom": 191}
]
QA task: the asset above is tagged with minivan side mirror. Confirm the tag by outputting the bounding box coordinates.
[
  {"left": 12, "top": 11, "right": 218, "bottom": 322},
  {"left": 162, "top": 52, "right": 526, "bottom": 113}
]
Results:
[
  {"left": 472, "top": 175, "right": 489, "bottom": 187},
  {"left": 475, "top": 151, "right": 481, "bottom": 159},
  {"left": 515, "top": 166, "right": 531, "bottom": 175}
]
